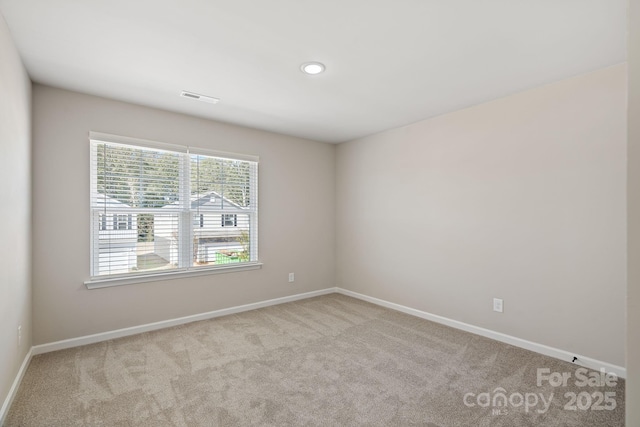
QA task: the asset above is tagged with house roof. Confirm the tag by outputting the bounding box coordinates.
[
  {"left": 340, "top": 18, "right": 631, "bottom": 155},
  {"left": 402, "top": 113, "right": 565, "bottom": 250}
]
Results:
[
  {"left": 95, "top": 194, "right": 132, "bottom": 208},
  {"left": 96, "top": 192, "right": 245, "bottom": 211},
  {"left": 163, "top": 191, "right": 247, "bottom": 212}
]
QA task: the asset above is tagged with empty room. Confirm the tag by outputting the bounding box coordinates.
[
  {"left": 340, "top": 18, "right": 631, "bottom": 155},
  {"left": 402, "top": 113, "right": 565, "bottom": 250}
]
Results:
[{"left": 1, "top": 1, "right": 639, "bottom": 426}]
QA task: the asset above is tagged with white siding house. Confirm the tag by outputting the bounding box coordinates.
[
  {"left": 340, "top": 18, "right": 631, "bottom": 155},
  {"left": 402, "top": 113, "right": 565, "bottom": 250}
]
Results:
[
  {"left": 155, "top": 191, "right": 250, "bottom": 266},
  {"left": 94, "top": 194, "right": 138, "bottom": 275}
]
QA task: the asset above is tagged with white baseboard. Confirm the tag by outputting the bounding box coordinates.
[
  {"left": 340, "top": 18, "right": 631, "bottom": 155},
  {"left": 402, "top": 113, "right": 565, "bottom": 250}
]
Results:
[
  {"left": 32, "top": 288, "right": 337, "bottom": 356},
  {"left": 2, "top": 286, "right": 624, "bottom": 423},
  {"left": 28, "top": 285, "right": 626, "bottom": 380},
  {"left": 335, "top": 288, "right": 626, "bottom": 379},
  {"left": 0, "top": 348, "right": 32, "bottom": 426}
]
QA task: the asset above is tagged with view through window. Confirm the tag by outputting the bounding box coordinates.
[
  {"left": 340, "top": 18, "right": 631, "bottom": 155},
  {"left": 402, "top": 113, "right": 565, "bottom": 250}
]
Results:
[{"left": 90, "top": 135, "right": 258, "bottom": 278}]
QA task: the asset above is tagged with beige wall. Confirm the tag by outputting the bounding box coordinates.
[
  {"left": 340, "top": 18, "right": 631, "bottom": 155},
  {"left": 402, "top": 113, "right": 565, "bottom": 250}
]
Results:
[
  {"left": 628, "top": 0, "right": 640, "bottom": 423},
  {"left": 0, "top": 14, "right": 31, "bottom": 416},
  {"left": 31, "top": 85, "right": 335, "bottom": 345},
  {"left": 336, "top": 65, "right": 627, "bottom": 367}
]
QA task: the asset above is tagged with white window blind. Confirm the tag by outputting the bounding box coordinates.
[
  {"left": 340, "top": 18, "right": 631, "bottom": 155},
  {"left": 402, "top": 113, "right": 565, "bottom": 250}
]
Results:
[{"left": 90, "top": 134, "right": 258, "bottom": 279}]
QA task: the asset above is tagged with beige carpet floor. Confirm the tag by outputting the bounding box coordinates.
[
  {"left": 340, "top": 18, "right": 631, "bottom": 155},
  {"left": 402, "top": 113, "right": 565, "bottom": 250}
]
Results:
[{"left": 6, "top": 293, "right": 624, "bottom": 426}]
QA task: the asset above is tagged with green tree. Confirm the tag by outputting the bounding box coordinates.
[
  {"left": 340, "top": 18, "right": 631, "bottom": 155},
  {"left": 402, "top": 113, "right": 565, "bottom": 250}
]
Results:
[
  {"left": 191, "top": 155, "right": 251, "bottom": 207},
  {"left": 96, "top": 143, "right": 180, "bottom": 208}
]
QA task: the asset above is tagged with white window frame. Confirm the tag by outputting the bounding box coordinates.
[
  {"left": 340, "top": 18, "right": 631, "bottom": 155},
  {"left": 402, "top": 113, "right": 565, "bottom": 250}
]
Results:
[{"left": 86, "top": 132, "right": 261, "bottom": 289}]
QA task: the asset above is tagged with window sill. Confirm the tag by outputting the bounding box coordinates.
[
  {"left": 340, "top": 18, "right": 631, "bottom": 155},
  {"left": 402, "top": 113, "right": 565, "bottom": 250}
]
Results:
[{"left": 84, "top": 262, "right": 263, "bottom": 290}]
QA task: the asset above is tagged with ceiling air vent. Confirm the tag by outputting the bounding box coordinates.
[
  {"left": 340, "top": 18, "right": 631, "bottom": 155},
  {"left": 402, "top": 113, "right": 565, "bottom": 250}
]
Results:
[{"left": 180, "top": 91, "right": 220, "bottom": 104}]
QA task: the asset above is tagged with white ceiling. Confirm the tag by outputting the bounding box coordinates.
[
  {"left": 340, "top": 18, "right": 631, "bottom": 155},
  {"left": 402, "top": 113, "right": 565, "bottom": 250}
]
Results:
[{"left": 0, "top": 0, "right": 627, "bottom": 143}]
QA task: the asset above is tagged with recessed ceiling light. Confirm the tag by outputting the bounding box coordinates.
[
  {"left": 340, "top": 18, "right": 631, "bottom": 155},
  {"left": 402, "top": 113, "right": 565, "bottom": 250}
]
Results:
[
  {"left": 180, "top": 91, "right": 220, "bottom": 104},
  {"left": 301, "top": 62, "right": 326, "bottom": 75}
]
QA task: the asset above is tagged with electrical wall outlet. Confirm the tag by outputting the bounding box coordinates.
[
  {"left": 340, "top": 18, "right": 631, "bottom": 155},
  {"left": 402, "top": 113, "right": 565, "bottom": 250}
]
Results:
[
  {"left": 493, "top": 298, "right": 504, "bottom": 313},
  {"left": 18, "top": 325, "right": 22, "bottom": 347},
  {"left": 288, "top": 272, "right": 295, "bottom": 283}
]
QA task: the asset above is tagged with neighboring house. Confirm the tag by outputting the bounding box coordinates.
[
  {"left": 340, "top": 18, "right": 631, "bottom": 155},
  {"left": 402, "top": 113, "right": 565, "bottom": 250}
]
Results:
[
  {"left": 156, "top": 191, "right": 250, "bottom": 265},
  {"left": 95, "top": 194, "right": 138, "bottom": 275}
]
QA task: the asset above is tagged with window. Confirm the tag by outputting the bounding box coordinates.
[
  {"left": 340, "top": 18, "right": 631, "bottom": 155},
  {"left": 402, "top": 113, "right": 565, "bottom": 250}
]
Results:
[
  {"left": 222, "top": 214, "right": 237, "bottom": 227},
  {"left": 90, "top": 133, "right": 258, "bottom": 280},
  {"left": 114, "top": 214, "right": 132, "bottom": 230}
]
